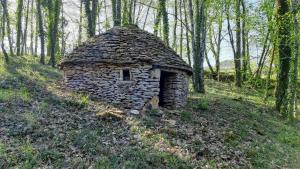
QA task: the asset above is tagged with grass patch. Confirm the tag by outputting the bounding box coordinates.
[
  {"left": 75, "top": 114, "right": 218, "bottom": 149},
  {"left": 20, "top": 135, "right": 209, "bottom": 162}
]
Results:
[
  {"left": 180, "top": 111, "right": 192, "bottom": 121},
  {"left": 0, "top": 88, "right": 14, "bottom": 102}
]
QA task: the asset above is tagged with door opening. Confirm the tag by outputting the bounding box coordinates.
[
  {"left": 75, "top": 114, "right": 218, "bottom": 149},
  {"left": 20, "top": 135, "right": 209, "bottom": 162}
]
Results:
[{"left": 159, "top": 71, "right": 176, "bottom": 108}]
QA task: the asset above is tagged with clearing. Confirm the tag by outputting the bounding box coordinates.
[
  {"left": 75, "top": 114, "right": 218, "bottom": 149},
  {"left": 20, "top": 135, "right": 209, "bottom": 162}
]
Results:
[{"left": 0, "top": 57, "right": 299, "bottom": 168}]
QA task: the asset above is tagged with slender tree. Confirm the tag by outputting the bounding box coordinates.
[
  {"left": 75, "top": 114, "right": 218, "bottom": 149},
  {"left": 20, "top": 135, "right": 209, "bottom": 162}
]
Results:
[
  {"left": 30, "top": 0, "right": 34, "bottom": 55},
  {"left": 235, "top": 0, "right": 242, "bottom": 87},
  {"left": 1, "top": 5, "right": 9, "bottom": 63},
  {"left": 78, "top": 0, "right": 83, "bottom": 44},
  {"left": 172, "top": 0, "right": 177, "bottom": 51},
  {"left": 16, "top": 0, "right": 24, "bottom": 56},
  {"left": 36, "top": 0, "right": 45, "bottom": 64},
  {"left": 1, "top": 0, "right": 13, "bottom": 56},
  {"left": 183, "top": 0, "right": 191, "bottom": 66},
  {"left": 22, "top": 0, "right": 30, "bottom": 55}
]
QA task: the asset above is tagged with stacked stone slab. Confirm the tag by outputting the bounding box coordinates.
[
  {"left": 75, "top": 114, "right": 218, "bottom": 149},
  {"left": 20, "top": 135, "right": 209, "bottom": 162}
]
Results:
[{"left": 60, "top": 26, "right": 193, "bottom": 110}]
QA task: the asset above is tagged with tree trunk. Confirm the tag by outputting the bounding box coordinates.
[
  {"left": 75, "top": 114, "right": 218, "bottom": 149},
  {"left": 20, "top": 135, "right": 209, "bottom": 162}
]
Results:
[
  {"left": 264, "top": 47, "right": 275, "bottom": 101},
  {"left": 48, "top": 0, "right": 61, "bottom": 67},
  {"left": 288, "top": 0, "right": 299, "bottom": 119},
  {"left": 179, "top": 0, "right": 183, "bottom": 56},
  {"left": 183, "top": 0, "right": 191, "bottom": 66},
  {"left": 22, "top": 0, "right": 30, "bottom": 55},
  {"left": 241, "top": 0, "right": 248, "bottom": 80},
  {"left": 78, "top": 0, "right": 83, "bottom": 44},
  {"left": 142, "top": 0, "right": 152, "bottom": 30},
  {"left": 193, "top": 0, "right": 206, "bottom": 93},
  {"left": 30, "top": 0, "right": 34, "bottom": 55},
  {"left": 84, "top": 0, "right": 98, "bottom": 37},
  {"left": 1, "top": 0, "right": 13, "bottom": 56},
  {"left": 1, "top": 6, "right": 9, "bottom": 63},
  {"left": 16, "top": 0, "right": 24, "bottom": 56},
  {"left": 235, "top": 0, "right": 242, "bottom": 87},
  {"left": 112, "top": 0, "right": 121, "bottom": 26},
  {"left": 275, "top": 0, "right": 292, "bottom": 115},
  {"left": 172, "top": 0, "right": 177, "bottom": 51},
  {"left": 36, "top": 0, "right": 45, "bottom": 64}
]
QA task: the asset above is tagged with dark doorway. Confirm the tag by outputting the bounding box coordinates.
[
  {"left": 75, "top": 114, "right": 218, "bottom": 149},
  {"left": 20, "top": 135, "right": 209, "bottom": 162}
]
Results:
[{"left": 159, "top": 71, "right": 176, "bottom": 108}]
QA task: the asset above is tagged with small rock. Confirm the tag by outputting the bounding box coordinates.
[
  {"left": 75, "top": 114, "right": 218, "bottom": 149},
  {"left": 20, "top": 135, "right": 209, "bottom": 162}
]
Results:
[{"left": 129, "top": 109, "right": 140, "bottom": 115}]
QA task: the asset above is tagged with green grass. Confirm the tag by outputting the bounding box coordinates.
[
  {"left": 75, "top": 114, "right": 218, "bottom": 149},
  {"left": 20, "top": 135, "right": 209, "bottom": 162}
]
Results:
[{"left": 0, "top": 56, "right": 299, "bottom": 168}]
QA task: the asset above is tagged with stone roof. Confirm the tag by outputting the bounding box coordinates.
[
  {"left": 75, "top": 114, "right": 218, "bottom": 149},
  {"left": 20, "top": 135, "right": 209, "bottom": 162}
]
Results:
[{"left": 60, "top": 26, "right": 193, "bottom": 75}]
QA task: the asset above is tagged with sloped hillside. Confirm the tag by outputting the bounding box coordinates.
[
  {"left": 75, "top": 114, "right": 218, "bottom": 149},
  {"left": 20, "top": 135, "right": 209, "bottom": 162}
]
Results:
[{"left": 0, "top": 57, "right": 299, "bottom": 168}]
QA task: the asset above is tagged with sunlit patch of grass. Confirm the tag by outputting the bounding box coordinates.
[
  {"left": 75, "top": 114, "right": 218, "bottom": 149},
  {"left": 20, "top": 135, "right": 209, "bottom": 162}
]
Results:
[
  {"left": 64, "top": 93, "right": 90, "bottom": 109},
  {"left": 20, "top": 143, "right": 38, "bottom": 168},
  {"left": 23, "top": 112, "right": 38, "bottom": 129},
  {"left": 20, "top": 87, "right": 31, "bottom": 102},
  {"left": 0, "top": 88, "right": 14, "bottom": 102}
]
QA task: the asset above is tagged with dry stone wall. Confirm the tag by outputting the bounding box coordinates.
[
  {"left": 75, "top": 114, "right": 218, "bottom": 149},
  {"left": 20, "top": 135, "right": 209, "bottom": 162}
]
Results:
[{"left": 63, "top": 63, "right": 188, "bottom": 110}]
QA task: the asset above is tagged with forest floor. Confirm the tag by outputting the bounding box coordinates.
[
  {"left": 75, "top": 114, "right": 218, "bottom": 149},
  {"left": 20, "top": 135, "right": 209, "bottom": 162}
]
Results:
[{"left": 0, "top": 56, "right": 300, "bottom": 168}]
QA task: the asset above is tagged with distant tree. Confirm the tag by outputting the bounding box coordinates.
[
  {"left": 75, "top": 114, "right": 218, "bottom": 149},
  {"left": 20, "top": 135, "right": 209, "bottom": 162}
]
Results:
[
  {"left": 112, "top": 0, "right": 121, "bottom": 26},
  {"left": 172, "top": 0, "right": 177, "bottom": 51},
  {"left": 1, "top": 4, "right": 9, "bottom": 63},
  {"left": 142, "top": 0, "right": 152, "bottom": 30},
  {"left": 78, "top": 0, "right": 83, "bottom": 44},
  {"left": 183, "top": 0, "right": 191, "bottom": 66},
  {"left": 84, "top": 0, "right": 98, "bottom": 37},
  {"left": 30, "top": 0, "right": 34, "bottom": 55},
  {"left": 226, "top": 0, "right": 242, "bottom": 87},
  {"left": 16, "top": 0, "right": 24, "bottom": 56},
  {"left": 21, "top": 0, "right": 30, "bottom": 55},
  {"left": 207, "top": 0, "right": 224, "bottom": 80},
  {"left": 1, "top": 0, "right": 13, "bottom": 56}
]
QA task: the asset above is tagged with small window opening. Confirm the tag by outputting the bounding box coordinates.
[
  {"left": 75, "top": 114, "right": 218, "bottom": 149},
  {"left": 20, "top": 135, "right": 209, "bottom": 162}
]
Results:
[{"left": 122, "top": 69, "right": 131, "bottom": 81}]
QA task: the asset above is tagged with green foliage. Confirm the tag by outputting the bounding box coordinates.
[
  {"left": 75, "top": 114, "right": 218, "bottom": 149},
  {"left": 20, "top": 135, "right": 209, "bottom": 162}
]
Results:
[
  {"left": 39, "top": 149, "right": 64, "bottom": 163},
  {"left": 180, "top": 111, "right": 192, "bottom": 121},
  {"left": 65, "top": 93, "right": 89, "bottom": 109},
  {"left": 0, "top": 142, "right": 5, "bottom": 156},
  {"left": 0, "top": 88, "right": 14, "bottom": 102},
  {"left": 20, "top": 143, "right": 37, "bottom": 168},
  {"left": 196, "top": 99, "right": 209, "bottom": 110}
]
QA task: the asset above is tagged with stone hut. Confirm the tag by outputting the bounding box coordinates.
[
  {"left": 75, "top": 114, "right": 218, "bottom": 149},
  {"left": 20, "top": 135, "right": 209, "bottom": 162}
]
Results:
[{"left": 60, "top": 26, "right": 193, "bottom": 110}]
